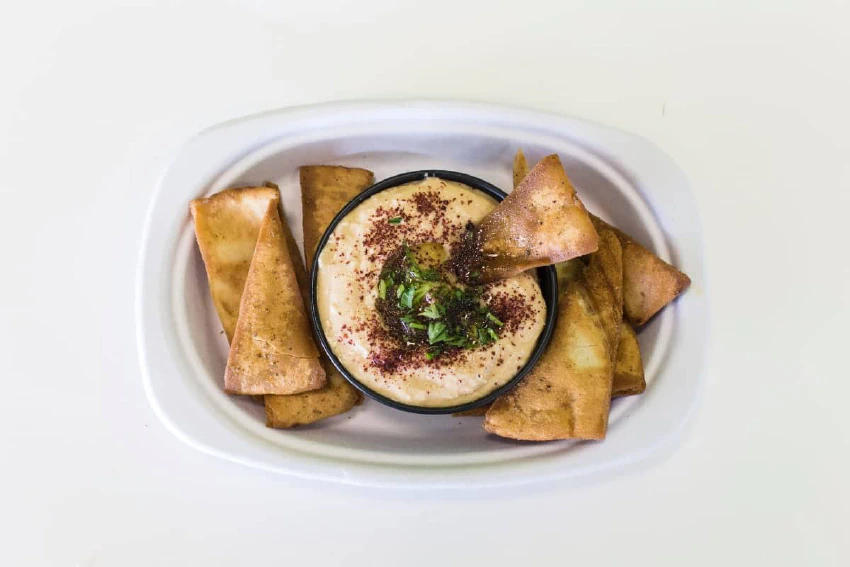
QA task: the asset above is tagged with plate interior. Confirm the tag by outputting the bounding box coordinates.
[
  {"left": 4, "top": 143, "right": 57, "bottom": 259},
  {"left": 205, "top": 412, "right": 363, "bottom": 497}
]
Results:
[{"left": 174, "top": 130, "right": 672, "bottom": 464}]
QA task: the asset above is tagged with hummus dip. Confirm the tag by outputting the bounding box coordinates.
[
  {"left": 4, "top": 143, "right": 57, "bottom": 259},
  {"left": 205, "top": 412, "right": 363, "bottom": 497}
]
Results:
[{"left": 316, "top": 177, "right": 546, "bottom": 407}]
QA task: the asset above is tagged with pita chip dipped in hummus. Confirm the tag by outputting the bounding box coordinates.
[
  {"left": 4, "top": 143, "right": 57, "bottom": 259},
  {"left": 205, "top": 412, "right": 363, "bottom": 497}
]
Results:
[
  {"left": 264, "top": 166, "right": 373, "bottom": 428},
  {"left": 459, "top": 154, "right": 598, "bottom": 283},
  {"left": 224, "top": 200, "right": 326, "bottom": 395}
]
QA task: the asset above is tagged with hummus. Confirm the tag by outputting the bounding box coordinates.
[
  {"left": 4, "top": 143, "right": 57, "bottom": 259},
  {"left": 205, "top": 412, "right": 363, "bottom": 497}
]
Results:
[{"left": 316, "top": 177, "right": 546, "bottom": 407}]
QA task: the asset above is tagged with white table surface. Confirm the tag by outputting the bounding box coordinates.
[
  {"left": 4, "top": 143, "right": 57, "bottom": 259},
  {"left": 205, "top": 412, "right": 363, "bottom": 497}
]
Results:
[{"left": 2, "top": 1, "right": 848, "bottom": 565}]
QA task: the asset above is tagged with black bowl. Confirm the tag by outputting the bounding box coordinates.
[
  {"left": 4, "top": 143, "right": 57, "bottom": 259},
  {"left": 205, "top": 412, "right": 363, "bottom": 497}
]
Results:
[{"left": 309, "top": 170, "right": 558, "bottom": 415}]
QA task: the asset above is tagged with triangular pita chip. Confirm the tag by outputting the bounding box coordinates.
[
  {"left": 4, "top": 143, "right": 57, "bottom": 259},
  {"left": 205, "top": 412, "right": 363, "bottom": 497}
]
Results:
[
  {"left": 592, "top": 215, "right": 690, "bottom": 326},
  {"left": 472, "top": 154, "right": 598, "bottom": 282},
  {"left": 484, "top": 222, "right": 622, "bottom": 440},
  {"left": 190, "top": 186, "right": 279, "bottom": 341},
  {"left": 225, "top": 202, "right": 325, "bottom": 395},
  {"left": 512, "top": 152, "right": 646, "bottom": 401},
  {"left": 264, "top": 166, "right": 373, "bottom": 427},
  {"left": 484, "top": 278, "right": 615, "bottom": 440}
]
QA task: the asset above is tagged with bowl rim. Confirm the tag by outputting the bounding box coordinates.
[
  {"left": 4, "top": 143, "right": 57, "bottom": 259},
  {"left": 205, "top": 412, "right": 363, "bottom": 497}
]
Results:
[{"left": 309, "top": 170, "right": 558, "bottom": 415}]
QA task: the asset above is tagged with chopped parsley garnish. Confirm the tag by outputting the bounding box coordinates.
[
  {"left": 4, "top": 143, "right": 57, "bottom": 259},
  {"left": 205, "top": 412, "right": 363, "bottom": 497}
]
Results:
[
  {"left": 375, "top": 243, "right": 503, "bottom": 359},
  {"left": 388, "top": 217, "right": 403, "bottom": 224},
  {"left": 427, "top": 321, "right": 447, "bottom": 344},
  {"left": 420, "top": 303, "right": 442, "bottom": 319},
  {"left": 399, "top": 285, "right": 416, "bottom": 309}
]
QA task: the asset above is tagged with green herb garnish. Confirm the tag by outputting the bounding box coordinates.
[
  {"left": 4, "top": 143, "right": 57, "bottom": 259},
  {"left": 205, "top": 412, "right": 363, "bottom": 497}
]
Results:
[
  {"left": 428, "top": 321, "right": 447, "bottom": 344},
  {"left": 413, "top": 282, "right": 437, "bottom": 303},
  {"left": 421, "top": 303, "right": 442, "bottom": 320},
  {"left": 375, "top": 242, "right": 503, "bottom": 359},
  {"left": 389, "top": 217, "right": 403, "bottom": 224},
  {"left": 399, "top": 285, "right": 416, "bottom": 309}
]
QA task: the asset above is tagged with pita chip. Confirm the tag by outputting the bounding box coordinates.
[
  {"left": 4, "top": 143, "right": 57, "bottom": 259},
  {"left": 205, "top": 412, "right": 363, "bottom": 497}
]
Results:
[
  {"left": 514, "top": 152, "right": 649, "bottom": 397},
  {"left": 300, "top": 165, "right": 375, "bottom": 264},
  {"left": 484, "top": 278, "right": 616, "bottom": 440},
  {"left": 470, "top": 154, "right": 598, "bottom": 282},
  {"left": 591, "top": 215, "right": 690, "bottom": 326},
  {"left": 225, "top": 202, "right": 326, "bottom": 395},
  {"left": 512, "top": 152, "right": 688, "bottom": 326},
  {"left": 265, "top": 362, "right": 362, "bottom": 428},
  {"left": 264, "top": 166, "right": 373, "bottom": 427},
  {"left": 484, "top": 232, "right": 622, "bottom": 440},
  {"left": 612, "top": 321, "right": 646, "bottom": 397},
  {"left": 190, "top": 186, "right": 280, "bottom": 341},
  {"left": 582, "top": 226, "right": 624, "bottom": 359}
]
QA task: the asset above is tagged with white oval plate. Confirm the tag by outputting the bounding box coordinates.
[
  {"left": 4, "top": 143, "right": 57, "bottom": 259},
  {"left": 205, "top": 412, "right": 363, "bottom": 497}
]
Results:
[{"left": 136, "top": 100, "right": 708, "bottom": 488}]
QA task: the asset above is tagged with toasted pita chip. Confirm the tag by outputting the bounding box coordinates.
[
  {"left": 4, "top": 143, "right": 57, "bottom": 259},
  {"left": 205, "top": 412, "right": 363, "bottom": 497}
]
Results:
[
  {"left": 612, "top": 321, "right": 646, "bottom": 397},
  {"left": 265, "top": 362, "right": 362, "bottom": 428},
  {"left": 617, "top": 229, "right": 690, "bottom": 326},
  {"left": 591, "top": 215, "right": 690, "bottom": 326},
  {"left": 583, "top": 227, "right": 624, "bottom": 359},
  {"left": 301, "top": 166, "right": 375, "bottom": 264},
  {"left": 190, "top": 187, "right": 279, "bottom": 341},
  {"left": 512, "top": 152, "right": 687, "bottom": 326},
  {"left": 513, "top": 152, "right": 647, "bottom": 400},
  {"left": 473, "top": 154, "right": 598, "bottom": 282},
  {"left": 225, "top": 202, "right": 326, "bottom": 395},
  {"left": 556, "top": 243, "right": 640, "bottom": 400},
  {"left": 263, "top": 166, "right": 373, "bottom": 426},
  {"left": 484, "top": 278, "right": 615, "bottom": 441},
  {"left": 513, "top": 148, "right": 529, "bottom": 190},
  {"left": 484, "top": 225, "right": 622, "bottom": 440}
]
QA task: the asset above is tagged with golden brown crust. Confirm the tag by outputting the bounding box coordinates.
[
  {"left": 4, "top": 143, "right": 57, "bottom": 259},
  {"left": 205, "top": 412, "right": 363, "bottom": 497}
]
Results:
[
  {"left": 225, "top": 202, "right": 326, "bottom": 395},
  {"left": 484, "top": 280, "right": 615, "bottom": 441},
  {"left": 484, "top": 224, "right": 623, "bottom": 440},
  {"left": 265, "top": 364, "right": 363, "bottom": 428},
  {"left": 189, "top": 187, "right": 280, "bottom": 341},
  {"left": 300, "top": 166, "right": 375, "bottom": 265},
  {"left": 612, "top": 321, "right": 646, "bottom": 397},
  {"left": 514, "top": 152, "right": 649, "bottom": 402},
  {"left": 477, "top": 154, "right": 599, "bottom": 282},
  {"left": 592, "top": 215, "right": 690, "bottom": 326},
  {"left": 261, "top": 166, "right": 374, "bottom": 426},
  {"left": 583, "top": 226, "right": 624, "bottom": 361}
]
